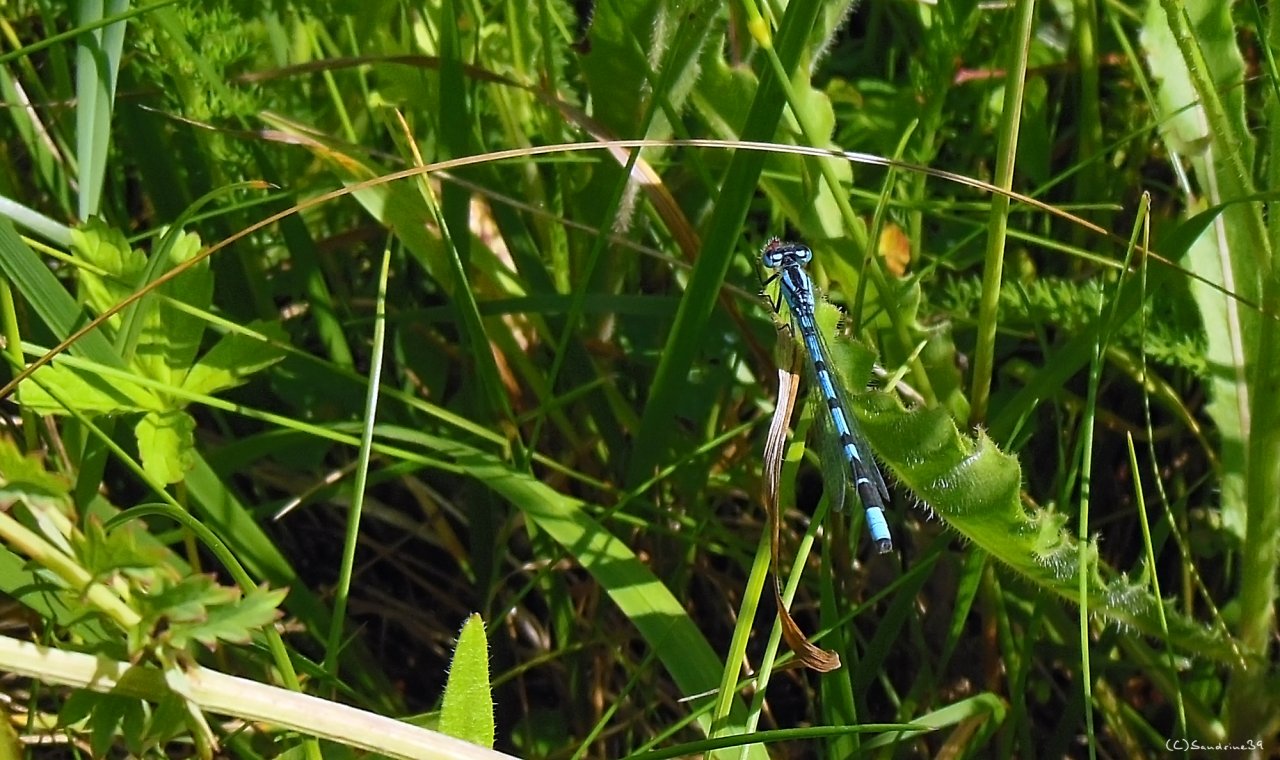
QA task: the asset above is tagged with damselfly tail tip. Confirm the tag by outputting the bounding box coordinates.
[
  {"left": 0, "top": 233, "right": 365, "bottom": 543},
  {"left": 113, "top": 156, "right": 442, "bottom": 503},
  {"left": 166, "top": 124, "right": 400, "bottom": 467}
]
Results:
[{"left": 865, "top": 506, "right": 892, "bottom": 553}]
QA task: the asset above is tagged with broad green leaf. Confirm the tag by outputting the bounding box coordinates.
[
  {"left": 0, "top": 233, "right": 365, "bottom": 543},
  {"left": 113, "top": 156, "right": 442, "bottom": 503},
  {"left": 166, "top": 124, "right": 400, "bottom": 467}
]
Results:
[
  {"left": 695, "top": 42, "right": 851, "bottom": 240},
  {"left": 1142, "top": 2, "right": 1248, "bottom": 160},
  {"left": 72, "top": 220, "right": 213, "bottom": 387},
  {"left": 800, "top": 302, "right": 1237, "bottom": 663},
  {"left": 628, "top": 0, "right": 822, "bottom": 495},
  {"left": 377, "top": 427, "right": 765, "bottom": 755},
  {"left": 580, "top": 0, "right": 712, "bottom": 143},
  {"left": 266, "top": 135, "right": 447, "bottom": 293},
  {"left": 439, "top": 613, "right": 494, "bottom": 748},
  {"left": 136, "top": 410, "right": 196, "bottom": 485},
  {"left": 136, "top": 229, "right": 212, "bottom": 386},
  {"left": 1142, "top": 1, "right": 1259, "bottom": 541},
  {"left": 826, "top": 341, "right": 1239, "bottom": 664},
  {"left": 86, "top": 693, "right": 137, "bottom": 760},
  {"left": 20, "top": 218, "right": 283, "bottom": 487},
  {"left": 0, "top": 701, "right": 20, "bottom": 760},
  {"left": 57, "top": 689, "right": 96, "bottom": 729},
  {"left": 145, "top": 694, "right": 191, "bottom": 753},
  {"left": 71, "top": 219, "right": 147, "bottom": 324},
  {"left": 180, "top": 321, "right": 288, "bottom": 397},
  {"left": 120, "top": 693, "right": 146, "bottom": 756},
  {"left": 0, "top": 190, "right": 119, "bottom": 368},
  {"left": 19, "top": 361, "right": 160, "bottom": 415},
  {"left": 1180, "top": 224, "right": 1248, "bottom": 540},
  {"left": 0, "top": 435, "right": 72, "bottom": 500}
]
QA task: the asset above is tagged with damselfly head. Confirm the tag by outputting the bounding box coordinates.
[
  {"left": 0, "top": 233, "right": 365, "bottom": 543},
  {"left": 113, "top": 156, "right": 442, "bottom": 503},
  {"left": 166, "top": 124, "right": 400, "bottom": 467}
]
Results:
[{"left": 761, "top": 238, "right": 814, "bottom": 270}]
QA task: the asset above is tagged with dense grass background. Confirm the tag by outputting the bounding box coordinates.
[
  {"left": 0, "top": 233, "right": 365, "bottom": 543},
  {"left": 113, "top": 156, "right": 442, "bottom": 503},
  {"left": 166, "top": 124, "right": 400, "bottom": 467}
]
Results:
[{"left": 1, "top": 0, "right": 1277, "bottom": 758}]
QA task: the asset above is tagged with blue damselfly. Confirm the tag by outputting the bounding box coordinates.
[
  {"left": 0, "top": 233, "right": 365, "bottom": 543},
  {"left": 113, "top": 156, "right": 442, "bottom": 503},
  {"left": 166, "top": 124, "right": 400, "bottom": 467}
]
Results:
[{"left": 761, "top": 237, "right": 893, "bottom": 553}]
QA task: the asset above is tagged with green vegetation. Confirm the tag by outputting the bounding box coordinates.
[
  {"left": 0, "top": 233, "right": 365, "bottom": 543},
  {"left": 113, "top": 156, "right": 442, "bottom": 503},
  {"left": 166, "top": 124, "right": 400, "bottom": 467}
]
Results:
[{"left": 0, "top": 0, "right": 1275, "bottom": 757}]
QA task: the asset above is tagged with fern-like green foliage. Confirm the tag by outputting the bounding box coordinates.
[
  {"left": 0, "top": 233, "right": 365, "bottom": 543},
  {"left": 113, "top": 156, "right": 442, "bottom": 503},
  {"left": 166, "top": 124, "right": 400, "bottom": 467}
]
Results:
[
  {"left": 0, "top": 438, "right": 287, "bottom": 658},
  {"left": 0, "top": 437, "right": 287, "bottom": 754},
  {"left": 935, "top": 276, "right": 1207, "bottom": 374}
]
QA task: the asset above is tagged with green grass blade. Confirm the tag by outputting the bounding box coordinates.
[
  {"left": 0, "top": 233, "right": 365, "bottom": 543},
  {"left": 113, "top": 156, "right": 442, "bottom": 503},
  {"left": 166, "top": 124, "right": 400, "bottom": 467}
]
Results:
[
  {"left": 74, "top": 0, "right": 127, "bottom": 219},
  {"left": 968, "top": 0, "right": 1036, "bottom": 425},
  {"left": 626, "top": 0, "right": 826, "bottom": 488},
  {"left": 442, "top": 440, "right": 764, "bottom": 756}
]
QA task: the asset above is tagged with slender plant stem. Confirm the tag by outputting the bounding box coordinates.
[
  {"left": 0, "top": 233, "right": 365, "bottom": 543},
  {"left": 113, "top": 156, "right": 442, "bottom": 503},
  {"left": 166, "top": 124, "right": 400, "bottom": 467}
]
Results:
[{"left": 969, "top": 0, "right": 1037, "bottom": 425}]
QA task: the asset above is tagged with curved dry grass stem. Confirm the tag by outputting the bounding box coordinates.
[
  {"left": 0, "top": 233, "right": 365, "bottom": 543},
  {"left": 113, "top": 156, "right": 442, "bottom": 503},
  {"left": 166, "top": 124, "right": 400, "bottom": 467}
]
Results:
[{"left": 3, "top": 137, "right": 1253, "bottom": 404}]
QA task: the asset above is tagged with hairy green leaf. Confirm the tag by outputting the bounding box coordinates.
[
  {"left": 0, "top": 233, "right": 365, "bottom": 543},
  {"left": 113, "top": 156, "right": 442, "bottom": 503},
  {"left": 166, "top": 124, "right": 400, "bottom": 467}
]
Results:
[{"left": 439, "top": 613, "right": 494, "bottom": 748}]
